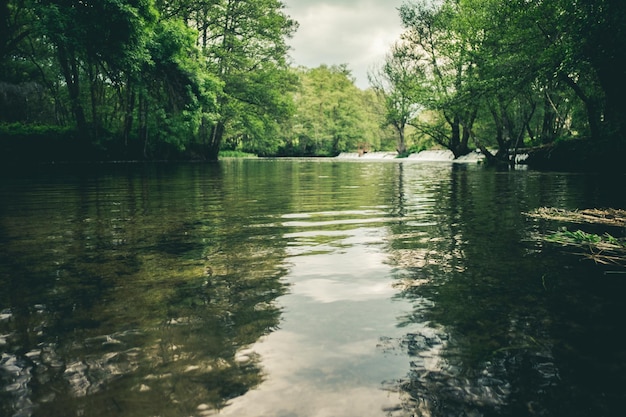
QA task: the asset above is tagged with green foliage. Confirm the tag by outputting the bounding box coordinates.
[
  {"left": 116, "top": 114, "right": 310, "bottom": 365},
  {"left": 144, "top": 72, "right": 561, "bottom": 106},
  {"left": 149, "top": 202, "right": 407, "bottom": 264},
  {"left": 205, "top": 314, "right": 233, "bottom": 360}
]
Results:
[
  {"left": 0, "top": 123, "right": 89, "bottom": 163},
  {"left": 547, "top": 229, "right": 603, "bottom": 245},
  {"left": 226, "top": 64, "right": 298, "bottom": 157},
  {"left": 397, "top": 0, "right": 478, "bottom": 157},
  {"left": 388, "top": 0, "right": 625, "bottom": 164},
  {"left": 543, "top": 228, "right": 626, "bottom": 267},
  {"left": 0, "top": 122, "right": 73, "bottom": 138},
  {"left": 546, "top": 228, "right": 625, "bottom": 250},
  {"left": 278, "top": 65, "right": 387, "bottom": 156},
  {"left": 5, "top": 0, "right": 621, "bottom": 163},
  {"left": 406, "top": 139, "right": 434, "bottom": 155},
  {"left": 0, "top": 0, "right": 295, "bottom": 161},
  {"left": 140, "top": 17, "right": 220, "bottom": 156},
  {"left": 191, "top": 0, "right": 298, "bottom": 160},
  {"left": 218, "top": 150, "right": 257, "bottom": 158}
]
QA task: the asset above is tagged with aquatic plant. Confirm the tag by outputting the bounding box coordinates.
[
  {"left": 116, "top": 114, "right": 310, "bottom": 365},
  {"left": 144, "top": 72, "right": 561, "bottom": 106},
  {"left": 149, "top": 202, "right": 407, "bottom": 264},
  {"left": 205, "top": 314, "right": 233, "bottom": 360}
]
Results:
[{"left": 525, "top": 208, "right": 626, "bottom": 268}]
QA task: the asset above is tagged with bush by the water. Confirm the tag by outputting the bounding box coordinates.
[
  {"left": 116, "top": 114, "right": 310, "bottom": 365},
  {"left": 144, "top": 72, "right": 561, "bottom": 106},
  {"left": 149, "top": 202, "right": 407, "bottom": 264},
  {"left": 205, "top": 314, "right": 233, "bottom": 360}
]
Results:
[{"left": 0, "top": 123, "right": 88, "bottom": 163}]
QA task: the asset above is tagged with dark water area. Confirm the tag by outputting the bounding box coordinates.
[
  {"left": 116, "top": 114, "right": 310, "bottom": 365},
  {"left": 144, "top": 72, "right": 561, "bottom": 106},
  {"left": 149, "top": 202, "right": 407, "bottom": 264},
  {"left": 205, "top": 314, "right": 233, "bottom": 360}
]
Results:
[{"left": 1, "top": 160, "right": 625, "bottom": 417}]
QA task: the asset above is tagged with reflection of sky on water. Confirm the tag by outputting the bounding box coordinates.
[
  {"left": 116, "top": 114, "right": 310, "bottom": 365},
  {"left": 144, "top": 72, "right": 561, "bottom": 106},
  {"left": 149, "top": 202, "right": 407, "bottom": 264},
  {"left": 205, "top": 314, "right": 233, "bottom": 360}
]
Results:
[
  {"left": 295, "top": 277, "right": 394, "bottom": 303},
  {"left": 221, "top": 224, "right": 425, "bottom": 416},
  {"left": 222, "top": 330, "right": 405, "bottom": 417}
]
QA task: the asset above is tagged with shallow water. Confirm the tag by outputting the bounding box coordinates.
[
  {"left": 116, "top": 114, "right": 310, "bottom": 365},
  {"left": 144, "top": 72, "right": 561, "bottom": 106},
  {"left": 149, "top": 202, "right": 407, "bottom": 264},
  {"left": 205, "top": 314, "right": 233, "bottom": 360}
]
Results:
[{"left": 1, "top": 160, "right": 625, "bottom": 417}]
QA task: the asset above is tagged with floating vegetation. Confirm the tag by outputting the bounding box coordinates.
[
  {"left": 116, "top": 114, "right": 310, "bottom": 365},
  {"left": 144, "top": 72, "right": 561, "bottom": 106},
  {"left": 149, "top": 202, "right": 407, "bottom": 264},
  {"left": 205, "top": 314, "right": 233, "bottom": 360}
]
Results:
[
  {"left": 525, "top": 207, "right": 626, "bottom": 227},
  {"left": 525, "top": 208, "right": 626, "bottom": 269}
]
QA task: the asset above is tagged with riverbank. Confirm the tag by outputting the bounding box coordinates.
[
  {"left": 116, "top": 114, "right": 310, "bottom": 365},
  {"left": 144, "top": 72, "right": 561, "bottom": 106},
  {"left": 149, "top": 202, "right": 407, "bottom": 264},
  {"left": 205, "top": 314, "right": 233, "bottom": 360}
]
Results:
[
  {"left": 523, "top": 138, "right": 626, "bottom": 172},
  {"left": 1, "top": 125, "right": 623, "bottom": 172},
  {"left": 339, "top": 141, "right": 626, "bottom": 173}
]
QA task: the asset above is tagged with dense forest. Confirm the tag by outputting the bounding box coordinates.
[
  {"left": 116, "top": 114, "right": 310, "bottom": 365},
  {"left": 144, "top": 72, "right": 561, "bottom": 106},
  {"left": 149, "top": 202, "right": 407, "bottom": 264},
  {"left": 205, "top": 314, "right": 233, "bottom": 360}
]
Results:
[{"left": 1, "top": 0, "right": 624, "bottom": 168}]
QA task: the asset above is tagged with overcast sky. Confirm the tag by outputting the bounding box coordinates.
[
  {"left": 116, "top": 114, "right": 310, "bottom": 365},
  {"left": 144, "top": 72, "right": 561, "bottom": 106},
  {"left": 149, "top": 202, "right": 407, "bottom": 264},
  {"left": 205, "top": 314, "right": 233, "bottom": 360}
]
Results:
[{"left": 283, "top": 0, "right": 406, "bottom": 89}]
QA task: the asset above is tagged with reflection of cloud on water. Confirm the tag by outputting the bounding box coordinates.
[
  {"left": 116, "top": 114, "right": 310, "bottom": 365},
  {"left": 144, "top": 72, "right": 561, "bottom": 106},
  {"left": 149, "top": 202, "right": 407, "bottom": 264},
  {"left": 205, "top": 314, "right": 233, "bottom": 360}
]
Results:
[
  {"left": 221, "top": 384, "right": 403, "bottom": 417},
  {"left": 219, "top": 330, "right": 406, "bottom": 417},
  {"left": 283, "top": 224, "right": 396, "bottom": 304},
  {"left": 295, "top": 277, "right": 395, "bottom": 303},
  {"left": 285, "top": 226, "right": 391, "bottom": 272},
  {"left": 219, "top": 221, "right": 424, "bottom": 416},
  {"left": 219, "top": 219, "right": 420, "bottom": 416}
]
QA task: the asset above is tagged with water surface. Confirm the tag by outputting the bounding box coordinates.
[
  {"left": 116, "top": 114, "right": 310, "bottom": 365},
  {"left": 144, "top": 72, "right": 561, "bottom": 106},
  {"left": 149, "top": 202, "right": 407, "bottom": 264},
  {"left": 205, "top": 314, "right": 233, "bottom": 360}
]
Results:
[{"left": 1, "top": 160, "right": 625, "bottom": 417}]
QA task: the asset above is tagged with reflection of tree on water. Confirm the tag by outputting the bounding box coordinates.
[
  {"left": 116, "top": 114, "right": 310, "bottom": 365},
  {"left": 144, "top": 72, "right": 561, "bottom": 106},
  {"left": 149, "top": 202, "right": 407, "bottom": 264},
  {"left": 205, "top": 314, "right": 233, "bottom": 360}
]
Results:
[
  {"left": 384, "top": 166, "right": 626, "bottom": 417},
  {"left": 0, "top": 164, "right": 289, "bottom": 417}
]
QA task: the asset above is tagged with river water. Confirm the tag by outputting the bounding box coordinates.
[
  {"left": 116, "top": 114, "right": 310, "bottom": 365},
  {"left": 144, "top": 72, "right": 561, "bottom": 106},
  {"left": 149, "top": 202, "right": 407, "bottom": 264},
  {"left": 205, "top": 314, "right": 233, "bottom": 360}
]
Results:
[{"left": 1, "top": 159, "right": 625, "bottom": 417}]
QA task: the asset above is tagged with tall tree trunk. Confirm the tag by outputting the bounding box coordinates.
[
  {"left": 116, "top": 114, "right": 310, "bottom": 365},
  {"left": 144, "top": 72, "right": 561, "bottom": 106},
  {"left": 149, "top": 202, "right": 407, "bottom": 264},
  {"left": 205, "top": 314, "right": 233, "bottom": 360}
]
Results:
[
  {"left": 560, "top": 73, "right": 602, "bottom": 141},
  {"left": 57, "top": 44, "right": 87, "bottom": 136},
  {"left": 88, "top": 61, "right": 99, "bottom": 143},
  {"left": 138, "top": 92, "right": 148, "bottom": 159},
  {"left": 461, "top": 108, "right": 477, "bottom": 154},
  {"left": 395, "top": 122, "right": 407, "bottom": 154},
  {"left": 207, "top": 120, "right": 225, "bottom": 161},
  {"left": 449, "top": 116, "right": 470, "bottom": 158},
  {"left": 540, "top": 93, "right": 557, "bottom": 144},
  {"left": 585, "top": 0, "right": 626, "bottom": 144},
  {"left": 122, "top": 81, "right": 135, "bottom": 149},
  {"left": 597, "top": 66, "right": 626, "bottom": 143}
]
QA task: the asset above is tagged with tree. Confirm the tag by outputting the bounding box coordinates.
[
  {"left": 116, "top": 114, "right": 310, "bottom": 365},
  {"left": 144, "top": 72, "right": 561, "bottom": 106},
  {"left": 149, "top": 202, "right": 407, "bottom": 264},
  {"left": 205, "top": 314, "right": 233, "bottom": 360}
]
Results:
[
  {"left": 1, "top": 0, "right": 297, "bottom": 161},
  {"left": 462, "top": 0, "right": 625, "bottom": 147},
  {"left": 557, "top": 0, "right": 626, "bottom": 144},
  {"left": 13, "top": 0, "right": 225, "bottom": 159},
  {"left": 279, "top": 65, "right": 381, "bottom": 156},
  {"left": 468, "top": 0, "right": 595, "bottom": 150},
  {"left": 451, "top": 0, "right": 547, "bottom": 164},
  {"left": 0, "top": 0, "right": 60, "bottom": 124},
  {"left": 0, "top": 0, "right": 33, "bottom": 70},
  {"left": 369, "top": 42, "right": 423, "bottom": 155},
  {"left": 137, "top": 18, "right": 220, "bottom": 158},
  {"left": 185, "top": 0, "right": 298, "bottom": 160},
  {"left": 392, "top": 0, "right": 626, "bottom": 166},
  {"left": 34, "top": 0, "right": 159, "bottom": 141},
  {"left": 398, "top": 0, "right": 478, "bottom": 158}
]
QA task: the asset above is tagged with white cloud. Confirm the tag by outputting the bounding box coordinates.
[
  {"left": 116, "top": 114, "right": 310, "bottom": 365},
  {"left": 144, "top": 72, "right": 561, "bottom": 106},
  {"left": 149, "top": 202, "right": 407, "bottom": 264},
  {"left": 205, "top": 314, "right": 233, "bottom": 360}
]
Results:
[{"left": 284, "top": 0, "right": 405, "bottom": 88}]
